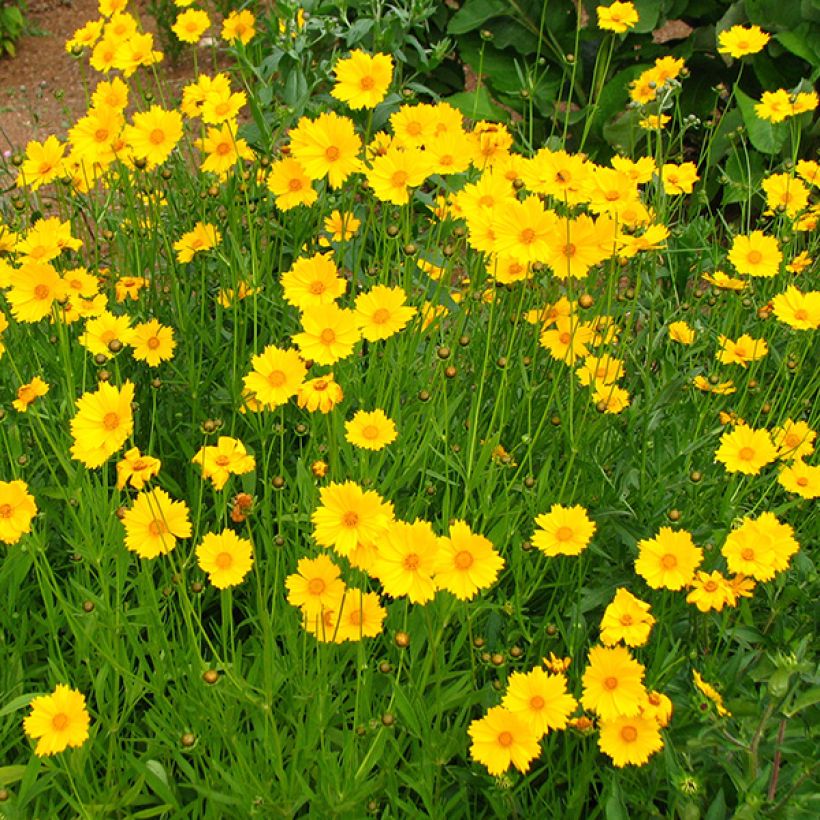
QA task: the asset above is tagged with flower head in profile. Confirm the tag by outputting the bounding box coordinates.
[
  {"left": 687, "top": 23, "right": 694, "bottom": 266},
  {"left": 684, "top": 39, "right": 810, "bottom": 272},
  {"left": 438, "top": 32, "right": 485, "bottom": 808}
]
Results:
[
  {"left": 635, "top": 527, "right": 703, "bottom": 590},
  {"left": 600, "top": 588, "right": 655, "bottom": 647},
  {"left": 174, "top": 222, "right": 221, "bottom": 263},
  {"left": 434, "top": 520, "right": 504, "bottom": 600},
  {"left": 13, "top": 376, "right": 49, "bottom": 413},
  {"left": 331, "top": 50, "right": 393, "bottom": 110},
  {"left": 715, "top": 424, "right": 777, "bottom": 475},
  {"left": 717, "top": 25, "right": 770, "bottom": 59},
  {"left": 597, "top": 2, "right": 639, "bottom": 33},
  {"left": 693, "top": 670, "right": 730, "bottom": 717},
  {"left": 532, "top": 504, "right": 596, "bottom": 557},
  {"left": 581, "top": 645, "right": 646, "bottom": 720},
  {"left": 668, "top": 321, "right": 695, "bottom": 345},
  {"left": 345, "top": 408, "right": 398, "bottom": 451},
  {"left": 23, "top": 684, "right": 90, "bottom": 757},
  {"left": 192, "top": 436, "right": 255, "bottom": 491},
  {"left": 121, "top": 488, "right": 192, "bottom": 559},
  {"left": 468, "top": 706, "right": 541, "bottom": 776},
  {"left": 70, "top": 381, "right": 135, "bottom": 468},
  {"left": 0, "top": 479, "right": 38, "bottom": 545},
  {"left": 196, "top": 529, "right": 254, "bottom": 589},
  {"left": 296, "top": 372, "right": 344, "bottom": 414},
  {"left": 598, "top": 713, "right": 663, "bottom": 767},
  {"left": 502, "top": 667, "right": 578, "bottom": 738}
]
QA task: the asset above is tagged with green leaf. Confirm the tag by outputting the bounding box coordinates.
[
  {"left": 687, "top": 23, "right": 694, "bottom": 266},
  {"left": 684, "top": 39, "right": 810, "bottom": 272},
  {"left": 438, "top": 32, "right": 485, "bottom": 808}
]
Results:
[
  {"left": 447, "top": 0, "right": 508, "bottom": 35},
  {"left": 444, "top": 86, "right": 508, "bottom": 122},
  {"left": 704, "top": 789, "right": 727, "bottom": 820},
  {"left": 0, "top": 765, "right": 26, "bottom": 787},
  {"left": 735, "top": 87, "right": 787, "bottom": 154},
  {"left": 632, "top": 0, "right": 662, "bottom": 34},
  {"left": 0, "top": 692, "right": 37, "bottom": 717},
  {"left": 785, "top": 686, "right": 820, "bottom": 717},
  {"left": 775, "top": 28, "right": 820, "bottom": 66}
]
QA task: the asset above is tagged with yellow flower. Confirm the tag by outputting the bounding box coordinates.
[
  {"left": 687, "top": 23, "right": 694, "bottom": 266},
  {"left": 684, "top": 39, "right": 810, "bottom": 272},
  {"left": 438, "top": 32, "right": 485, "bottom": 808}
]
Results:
[
  {"left": 468, "top": 706, "right": 541, "bottom": 776},
  {"left": 721, "top": 513, "right": 799, "bottom": 581},
  {"left": 502, "top": 668, "right": 578, "bottom": 738},
  {"left": 333, "top": 590, "right": 387, "bottom": 642},
  {"left": 281, "top": 253, "right": 346, "bottom": 310},
  {"left": 702, "top": 270, "right": 746, "bottom": 291},
  {"left": 772, "top": 418, "right": 816, "bottom": 460},
  {"left": 661, "top": 162, "right": 699, "bottom": 195},
  {"left": 286, "top": 553, "right": 346, "bottom": 618},
  {"left": 581, "top": 645, "right": 646, "bottom": 719},
  {"left": 19, "top": 135, "right": 66, "bottom": 190},
  {"left": 639, "top": 114, "right": 670, "bottom": 130},
  {"left": 321, "top": 209, "right": 361, "bottom": 243},
  {"left": 266, "top": 157, "right": 318, "bottom": 210},
  {"left": 132, "top": 319, "right": 176, "bottom": 366},
  {"left": 355, "top": 284, "right": 416, "bottom": 341},
  {"left": 598, "top": 713, "right": 663, "bottom": 767},
  {"left": 600, "top": 588, "right": 655, "bottom": 647},
  {"left": 345, "top": 408, "right": 398, "bottom": 451},
  {"left": 292, "top": 303, "right": 361, "bottom": 365},
  {"left": 192, "top": 436, "right": 256, "bottom": 491},
  {"left": 4, "top": 262, "right": 65, "bottom": 323},
  {"left": 597, "top": 2, "right": 639, "bottom": 33},
  {"left": 289, "top": 112, "right": 362, "bottom": 189},
  {"left": 116, "top": 447, "right": 161, "bottom": 490},
  {"left": 492, "top": 195, "right": 556, "bottom": 264},
  {"left": 368, "top": 146, "right": 430, "bottom": 205},
  {"left": 372, "top": 519, "right": 439, "bottom": 604},
  {"left": 196, "top": 529, "right": 254, "bottom": 589},
  {"left": 434, "top": 520, "right": 504, "bottom": 600},
  {"left": 12, "top": 376, "right": 49, "bottom": 412},
  {"left": 532, "top": 504, "right": 596, "bottom": 557},
  {"left": 296, "top": 372, "right": 344, "bottom": 414},
  {"left": 70, "top": 381, "right": 135, "bottom": 468},
  {"left": 778, "top": 459, "right": 820, "bottom": 499},
  {"left": 124, "top": 106, "right": 183, "bottom": 169},
  {"left": 331, "top": 50, "right": 393, "bottom": 110},
  {"left": 172, "top": 8, "right": 210, "bottom": 44},
  {"left": 635, "top": 527, "right": 703, "bottom": 590},
  {"left": 728, "top": 230, "right": 782, "bottom": 278},
  {"left": 715, "top": 424, "right": 777, "bottom": 475},
  {"left": 716, "top": 334, "right": 768, "bottom": 367},
  {"left": 717, "top": 24, "right": 770, "bottom": 58},
  {"left": 668, "top": 320, "right": 695, "bottom": 345},
  {"left": 761, "top": 173, "right": 809, "bottom": 217},
  {"left": 576, "top": 354, "right": 625, "bottom": 387},
  {"left": 121, "top": 487, "right": 192, "bottom": 559},
  {"left": 242, "top": 344, "right": 307, "bottom": 410},
  {"left": 771, "top": 286, "right": 820, "bottom": 330},
  {"left": 174, "top": 222, "right": 221, "bottom": 263},
  {"left": 198, "top": 123, "right": 254, "bottom": 178},
  {"left": 0, "top": 479, "right": 38, "bottom": 545},
  {"left": 23, "top": 684, "right": 90, "bottom": 757},
  {"left": 693, "top": 374, "right": 736, "bottom": 395},
  {"left": 686, "top": 570, "right": 737, "bottom": 612},
  {"left": 78, "top": 310, "right": 134, "bottom": 359},
  {"left": 222, "top": 9, "right": 255, "bottom": 45},
  {"left": 693, "top": 670, "right": 731, "bottom": 717}
]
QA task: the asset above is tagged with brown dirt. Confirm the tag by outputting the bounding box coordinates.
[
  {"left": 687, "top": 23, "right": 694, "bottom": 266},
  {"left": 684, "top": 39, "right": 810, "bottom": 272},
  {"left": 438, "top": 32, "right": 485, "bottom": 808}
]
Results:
[{"left": 0, "top": 0, "right": 219, "bottom": 152}]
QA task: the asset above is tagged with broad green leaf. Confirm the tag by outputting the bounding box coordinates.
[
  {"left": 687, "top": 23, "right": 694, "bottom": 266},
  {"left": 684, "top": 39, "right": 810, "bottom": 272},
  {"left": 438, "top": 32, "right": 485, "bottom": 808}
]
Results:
[
  {"left": 735, "top": 87, "right": 787, "bottom": 154},
  {"left": 447, "top": 0, "right": 508, "bottom": 35}
]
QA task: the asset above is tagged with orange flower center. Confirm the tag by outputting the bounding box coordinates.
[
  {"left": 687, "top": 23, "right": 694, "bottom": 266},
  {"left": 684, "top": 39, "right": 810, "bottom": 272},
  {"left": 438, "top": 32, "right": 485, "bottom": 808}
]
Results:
[
  {"left": 147, "top": 336, "right": 161, "bottom": 349},
  {"left": 361, "top": 425, "right": 380, "bottom": 440},
  {"left": 314, "top": 380, "right": 328, "bottom": 391},
  {"left": 308, "top": 578, "right": 326, "bottom": 595},
  {"left": 479, "top": 195, "right": 494, "bottom": 207},
  {"left": 563, "top": 243, "right": 576, "bottom": 258},
  {"left": 267, "top": 370, "right": 286, "bottom": 387},
  {"left": 497, "top": 731, "right": 514, "bottom": 747},
  {"left": 342, "top": 511, "right": 359, "bottom": 528},
  {"left": 796, "top": 476, "right": 809, "bottom": 487},
  {"left": 403, "top": 553, "right": 420, "bottom": 571},
  {"left": 149, "top": 128, "right": 165, "bottom": 145},
  {"left": 320, "top": 328, "right": 336, "bottom": 344},
  {"left": 132, "top": 460, "right": 146, "bottom": 471},
  {"left": 794, "top": 309, "right": 808, "bottom": 320},
  {"left": 215, "top": 552, "right": 233, "bottom": 569},
  {"left": 216, "top": 141, "right": 232, "bottom": 156},
  {"left": 559, "top": 331, "right": 571, "bottom": 345},
  {"left": 555, "top": 526, "right": 573, "bottom": 542},
  {"left": 619, "top": 614, "right": 633, "bottom": 625},
  {"left": 360, "top": 76, "right": 375, "bottom": 90},
  {"left": 661, "top": 553, "right": 677, "bottom": 569},
  {"left": 103, "top": 412, "right": 120, "bottom": 430},
  {"left": 38, "top": 161, "right": 55, "bottom": 175},
  {"left": 406, "top": 121, "right": 421, "bottom": 136},
  {"left": 214, "top": 455, "right": 231, "bottom": 467},
  {"left": 349, "top": 608, "right": 363, "bottom": 626},
  {"left": 95, "top": 128, "right": 110, "bottom": 142},
  {"left": 738, "top": 447, "right": 755, "bottom": 461},
  {"left": 309, "top": 280, "right": 326, "bottom": 294},
  {"left": 372, "top": 308, "right": 391, "bottom": 324},
  {"left": 51, "top": 713, "right": 70, "bottom": 731},
  {"left": 454, "top": 550, "right": 474, "bottom": 569},
  {"left": 391, "top": 170, "right": 409, "bottom": 187},
  {"left": 704, "top": 580, "right": 719, "bottom": 592},
  {"left": 741, "top": 548, "right": 755, "bottom": 561},
  {"left": 148, "top": 519, "right": 168, "bottom": 536},
  {"left": 520, "top": 228, "right": 536, "bottom": 244},
  {"left": 288, "top": 177, "right": 303, "bottom": 191},
  {"left": 603, "top": 676, "right": 619, "bottom": 690},
  {"left": 34, "top": 284, "right": 51, "bottom": 300},
  {"left": 648, "top": 693, "right": 661, "bottom": 706},
  {"left": 747, "top": 250, "right": 762, "bottom": 265},
  {"left": 530, "top": 695, "right": 545, "bottom": 710},
  {"left": 0, "top": 504, "right": 13, "bottom": 518},
  {"left": 620, "top": 725, "right": 638, "bottom": 742},
  {"left": 325, "top": 146, "right": 341, "bottom": 161}
]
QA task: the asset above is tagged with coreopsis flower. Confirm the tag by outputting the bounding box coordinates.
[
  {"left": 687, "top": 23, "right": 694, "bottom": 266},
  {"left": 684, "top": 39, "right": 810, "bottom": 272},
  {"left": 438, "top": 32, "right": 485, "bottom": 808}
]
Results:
[
  {"left": 576, "top": 354, "right": 625, "bottom": 387},
  {"left": 355, "top": 284, "right": 416, "bottom": 341},
  {"left": 722, "top": 512, "right": 799, "bottom": 580},
  {"left": 174, "top": 222, "right": 221, "bottom": 263},
  {"left": 728, "top": 230, "right": 782, "bottom": 277},
  {"left": 717, "top": 25, "right": 770, "bottom": 58},
  {"left": 90, "top": 36, "right": 119, "bottom": 73},
  {"left": 762, "top": 173, "right": 809, "bottom": 217},
  {"left": 771, "top": 286, "right": 820, "bottom": 330},
  {"left": 660, "top": 162, "right": 699, "bottom": 195},
  {"left": 597, "top": 2, "right": 639, "bottom": 33},
  {"left": 389, "top": 103, "right": 437, "bottom": 146},
  {"left": 468, "top": 706, "right": 541, "bottom": 776},
  {"left": 522, "top": 147, "right": 590, "bottom": 202},
  {"left": 786, "top": 251, "right": 812, "bottom": 273},
  {"left": 425, "top": 131, "right": 473, "bottom": 176},
  {"left": 116, "top": 447, "right": 161, "bottom": 490},
  {"left": 593, "top": 384, "right": 631, "bottom": 414},
  {"left": 242, "top": 344, "right": 307, "bottom": 409},
  {"left": 201, "top": 89, "right": 247, "bottom": 126},
  {"left": 66, "top": 18, "right": 104, "bottom": 52},
  {"left": 502, "top": 668, "right": 578, "bottom": 738},
  {"left": 113, "top": 32, "right": 163, "bottom": 78},
  {"left": 755, "top": 89, "right": 817, "bottom": 122},
  {"left": 124, "top": 106, "right": 183, "bottom": 168},
  {"left": 172, "top": 8, "right": 210, "bottom": 43},
  {"left": 540, "top": 316, "right": 595, "bottom": 364},
  {"left": 311, "top": 481, "right": 393, "bottom": 557},
  {"left": 686, "top": 570, "right": 737, "bottom": 612},
  {"left": 693, "top": 375, "right": 736, "bottom": 395},
  {"left": 196, "top": 529, "right": 254, "bottom": 589},
  {"left": 266, "top": 157, "right": 318, "bottom": 210},
  {"left": 181, "top": 73, "right": 231, "bottom": 118},
  {"left": 492, "top": 195, "right": 555, "bottom": 264},
  {"left": 79, "top": 310, "right": 134, "bottom": 359},
  {"left": 4, "top": 262, "right": 65, "bottom": 323},
  {"left": 132, "top": 320, "right": 176, "bottom": 366},
  {"left": 198, "top": 123, "right": 254, "bottom": 178},
  {"left": 345, "top": 409, "right": 398, "bottom": 451},
  {"left": 90, "top": 76, "right": 129, "bottom": 112},
  {"left": 635, "top": 527, "right": 703, "bottom": 590},
  {"left": 19, "top": 135, "right": 66, "bottom": 190},
  {"left": 434, "top": 520, "right": 504, "bottom": 600},
  {"left": 598, "top": 713, "right": 663, "bottom": 767},
  {"left": 289, "top": 111, "right": 362, "bottom": 188},
  {"left": 715, "top": 424, "right": 777, "bottom": 475},
  {"left": 217, "top": 281, "right": 261, "bottom": 307},
  {"left": 281, "top": 253, "right": 345, "bottom": 309},
  {"left": 333, "top": 590, "right": 387, "bottom": 642},
  {"left": 532, "top": 504, "right": 596, "bottom": 557},
  {"left": 222, "top": 9, "right": 255, "bottom": 44},
  {"left": 772, "top": 419, "right": 816, "bottom": 460},
  {"left": 368, "top": 146, "right": 429, "bottom": 205},
  {"left": 543, "top": 653, "right": 572, "bottom": 675},
  {"left": 581, "top": 645, "right": 646, "bottom": 719},
  {"left": 322, "top": 210, "right": 360, "bottom": 243},
  {"left": 542, "top": 214, "right": 612, "bottom": 280},
  {"left": 600, "top": 588, "right": 655, "bottom": 647},
  {"left": 286, "top": 554, "right": 346, "bottom": 618},
  {"left": 457, "top": 169, "right": 516, "bottom": 219},
  {"left": 693, "top": 670, "right": 730, "bottom": 716},
  {"left": 371, "top": 519, "right": 439, "bottom": 604},
  {"left": 13, "top": 376, "right": 49, "bottom": 412},
  {"left": 0, "top": 479, "right": 37, "bottom": 545},
  {"left": 292, "top": 303, "right": 361, "bottom": 365},
  {"left": 639, "top": 114, "right": 670, "bottom": 130},
  {"left": 192, "top": 436, "right": 256, "bottom": 491},
  {"left": 23, "top": 685, "right": 90, "bottom": 757},
  {"left": 121, "top": 487, "right": 192, "bottom": 559},
  {"left": 67, "top": 106, "right": 124, "bottom": 167},
  {"left": 702, "top": 270, "right": 746, "bottom": 291},
  {"left": 303, "top": 607, "right": 338, "bottom": 643},
  {"left": 778, "top": 460, "right": 820, "bottom": 499},
  {"left": 331, "top": 50, "right": 393, "bottom": 109},
  {"left": 296, "top": 373, "right": 344, "bottom": 413},
  {"left": 641, "top": 691, "right": 673, "bottom": 727},
  {"left": 668, "top": 321, "right": 695, "bottom": 344},
  {"left": 70, "top": 381, "right": 135, "bottom": 468},
  {"left": 469, "top": 120, "right": 514, "bottom": 167},
  {"left": 62, "top": 268, "right": 99, "bottom": 301},
  {"left": 716, "top": 334, "right": 768, "bottom": 367}
]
